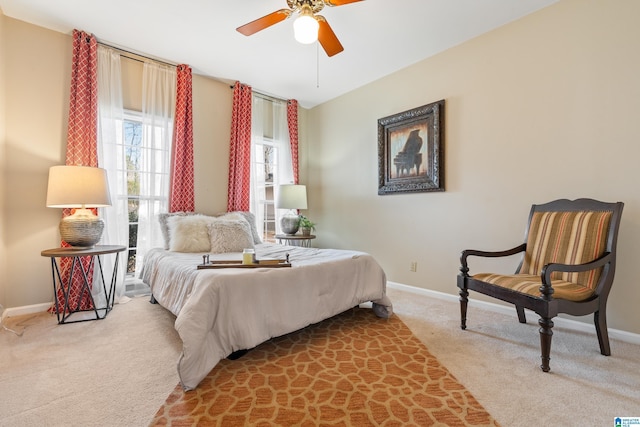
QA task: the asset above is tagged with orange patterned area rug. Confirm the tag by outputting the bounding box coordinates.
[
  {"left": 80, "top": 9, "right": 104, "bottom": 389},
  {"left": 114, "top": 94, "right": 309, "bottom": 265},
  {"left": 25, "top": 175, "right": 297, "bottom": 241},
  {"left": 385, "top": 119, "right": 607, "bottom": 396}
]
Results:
[{"left": 151, "top": 308, "right": 498, "bottom": 426}]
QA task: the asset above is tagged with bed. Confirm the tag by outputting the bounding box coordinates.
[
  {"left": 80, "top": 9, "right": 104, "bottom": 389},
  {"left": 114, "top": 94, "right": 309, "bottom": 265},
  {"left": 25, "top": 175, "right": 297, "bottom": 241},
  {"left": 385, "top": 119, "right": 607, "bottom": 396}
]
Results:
[{"left": 140, "top": 211, "right": 393, "bottom": 391}]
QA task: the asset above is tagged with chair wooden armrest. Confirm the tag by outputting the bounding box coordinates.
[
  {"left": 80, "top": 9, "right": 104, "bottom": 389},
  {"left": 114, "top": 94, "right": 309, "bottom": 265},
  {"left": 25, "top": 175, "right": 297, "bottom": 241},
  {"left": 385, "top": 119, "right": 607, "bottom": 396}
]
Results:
[
  {"left": 460, "top": 243, "right": 526, "bottom": 275},
  {"left": 539, "top": 252, "right": 613, "bottom": 298},
  {"left": 541, "top": 252, "right": 612, "bottom": 277}
]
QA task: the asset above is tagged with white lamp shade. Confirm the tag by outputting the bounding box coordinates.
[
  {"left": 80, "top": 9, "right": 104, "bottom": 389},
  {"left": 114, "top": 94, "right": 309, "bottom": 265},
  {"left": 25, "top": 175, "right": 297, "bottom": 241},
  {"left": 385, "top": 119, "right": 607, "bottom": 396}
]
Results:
[
  {"left": 276, "top": 184, "right": 308, "bottom": 210},
  {"left": 46, "top": 165, "right": 112, "bottom": 208},
  {"left": 293, "top": 7, "right": 319, "bottom": 44}
]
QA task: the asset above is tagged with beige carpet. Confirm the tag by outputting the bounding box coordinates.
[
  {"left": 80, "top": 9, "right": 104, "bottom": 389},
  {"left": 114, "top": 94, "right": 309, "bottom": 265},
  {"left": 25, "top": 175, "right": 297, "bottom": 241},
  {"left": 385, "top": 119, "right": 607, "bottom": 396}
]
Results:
[
  {"left": 387, "top": 286, "right": 640, "bottom": 426},
  {"left": 0, "top": 296, "right": 182, "bottom": 427},
  {"left": 151, "top": 308, "right": 498, "bottom": 426},
  {"left": 1, "top": 286, "right": 639, "bottom": 426}
]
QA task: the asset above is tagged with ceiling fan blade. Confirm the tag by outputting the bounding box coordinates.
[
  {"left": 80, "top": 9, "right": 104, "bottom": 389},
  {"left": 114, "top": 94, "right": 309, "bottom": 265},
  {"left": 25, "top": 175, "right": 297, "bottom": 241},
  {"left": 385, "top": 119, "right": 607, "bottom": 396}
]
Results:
[
  {"left": 316, "top": 16, "right": 344, "bottom": 57},
  {"left": 324, "top": 0, "right": 363, "bottom": 6},
  {"left": 236, "top": 9, "right": 292, "bottom": 36}
]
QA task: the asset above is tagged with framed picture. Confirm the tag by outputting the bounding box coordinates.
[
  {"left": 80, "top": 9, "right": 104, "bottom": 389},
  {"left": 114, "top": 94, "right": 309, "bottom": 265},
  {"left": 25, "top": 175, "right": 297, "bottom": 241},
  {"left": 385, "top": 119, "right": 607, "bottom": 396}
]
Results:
[{"left": 377, "top": 99, "right": 444, "bottom": 195}]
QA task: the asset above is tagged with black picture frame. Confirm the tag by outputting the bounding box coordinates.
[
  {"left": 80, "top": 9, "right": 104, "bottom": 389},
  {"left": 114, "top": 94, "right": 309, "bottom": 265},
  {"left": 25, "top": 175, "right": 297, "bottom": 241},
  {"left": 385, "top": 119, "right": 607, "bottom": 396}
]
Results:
[{"left": 377, "top": 99, "right": 445, "bottom": 195}]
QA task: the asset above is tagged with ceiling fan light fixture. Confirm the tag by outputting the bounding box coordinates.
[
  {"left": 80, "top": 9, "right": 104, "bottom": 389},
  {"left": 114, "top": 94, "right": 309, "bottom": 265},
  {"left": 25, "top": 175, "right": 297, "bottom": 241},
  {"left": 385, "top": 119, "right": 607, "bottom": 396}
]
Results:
[{"left": 293, "top": 4, "right": 319, "bottom": 44}]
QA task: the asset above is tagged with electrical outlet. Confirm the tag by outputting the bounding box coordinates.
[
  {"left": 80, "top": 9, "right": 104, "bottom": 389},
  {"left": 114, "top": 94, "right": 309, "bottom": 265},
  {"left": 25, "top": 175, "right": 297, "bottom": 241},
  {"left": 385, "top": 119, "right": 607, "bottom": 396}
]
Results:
[{"left": 410, "top": 261, "right": 417, "bottom": 272}]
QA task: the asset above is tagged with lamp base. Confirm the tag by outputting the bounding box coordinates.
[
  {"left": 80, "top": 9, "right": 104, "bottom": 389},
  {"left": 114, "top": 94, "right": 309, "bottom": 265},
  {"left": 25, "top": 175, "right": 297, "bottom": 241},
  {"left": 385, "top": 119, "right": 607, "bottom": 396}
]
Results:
[
  {"left": 60, "top": 208, "right": 104, "bottom": 248},
  {"left": 280, "top": 211, "right": 300, "bottom": 235}
]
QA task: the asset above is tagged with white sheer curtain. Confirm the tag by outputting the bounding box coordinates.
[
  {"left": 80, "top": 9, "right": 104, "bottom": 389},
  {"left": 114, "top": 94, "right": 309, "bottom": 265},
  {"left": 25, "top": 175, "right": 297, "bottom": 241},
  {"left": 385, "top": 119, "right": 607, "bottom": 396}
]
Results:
[
  {"left": 250, "top": 96, "right": 265, "bottom": 237},
  {"left": 134, "top": 62, "right": 176, "bottom": 274},
  {"left": 97, "top": 45, "right": 128, "bottom": 303},
  {"left": 250, "top": 96, "right": 293, "bottom": 236},
  {"left": 272, "top": 100, "right": 294, "bottom": 236}
]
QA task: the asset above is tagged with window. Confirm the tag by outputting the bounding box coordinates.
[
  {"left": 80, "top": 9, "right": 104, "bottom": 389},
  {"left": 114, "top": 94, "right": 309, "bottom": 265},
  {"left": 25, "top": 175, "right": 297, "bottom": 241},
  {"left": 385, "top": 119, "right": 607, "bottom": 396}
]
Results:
[
  {"left": 250, "top": 96, "right": 294, "bottom": 242},
  {"left": 253, "top": 141, "right": 279, "bottom": 242},
  {"left": 122, "top": 114, "right": 142, "bottom": 276},
  {"left": 120, "top": 111, "right": 170, "bottom": 293}
]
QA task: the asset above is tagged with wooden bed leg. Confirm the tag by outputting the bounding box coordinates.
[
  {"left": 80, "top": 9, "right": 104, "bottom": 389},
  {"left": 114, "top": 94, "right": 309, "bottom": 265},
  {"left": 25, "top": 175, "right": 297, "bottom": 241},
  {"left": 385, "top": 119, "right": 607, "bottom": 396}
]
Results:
[{"left": 149, "top": 294, "right": 157, "bottom": 304}]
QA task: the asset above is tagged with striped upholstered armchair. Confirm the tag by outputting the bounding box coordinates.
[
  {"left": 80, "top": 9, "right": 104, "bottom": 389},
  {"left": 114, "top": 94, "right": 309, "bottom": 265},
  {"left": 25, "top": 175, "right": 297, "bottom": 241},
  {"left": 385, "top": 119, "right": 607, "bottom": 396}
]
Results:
[{"left": 457, "top": 198, "right": 624, "bottom": 372}]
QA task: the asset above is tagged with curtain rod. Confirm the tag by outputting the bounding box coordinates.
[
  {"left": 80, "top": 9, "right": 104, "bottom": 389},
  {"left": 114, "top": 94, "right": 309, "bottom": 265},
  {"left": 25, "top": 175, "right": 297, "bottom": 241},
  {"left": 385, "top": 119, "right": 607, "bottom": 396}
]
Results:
[
  {"left": 97, "top": 41, "right": 177, "bottom": 68},
  {"left": 229, "top": 84, "right": 289, "bottom": 104}
]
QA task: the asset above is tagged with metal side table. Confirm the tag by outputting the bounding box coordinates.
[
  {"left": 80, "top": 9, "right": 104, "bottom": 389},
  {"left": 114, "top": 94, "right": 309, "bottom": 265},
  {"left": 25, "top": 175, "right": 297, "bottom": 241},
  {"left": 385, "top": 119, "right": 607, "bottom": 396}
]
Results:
[
  {"left": 275, "top": 234, "right": 316, "bottom": 248},
  {"left": 41, "top": 245, "right": 126, "bottom": 324}
]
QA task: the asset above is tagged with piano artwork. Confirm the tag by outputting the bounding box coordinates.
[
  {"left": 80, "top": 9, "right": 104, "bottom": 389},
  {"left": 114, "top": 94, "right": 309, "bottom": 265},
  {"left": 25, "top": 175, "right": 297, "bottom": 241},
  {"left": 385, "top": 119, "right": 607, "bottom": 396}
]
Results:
[
  {"left": 393, "top": 129, "right": 423, "bottom": 177},
  {"left": 378, "top": 99, "right": 444, "bottom": 195}
]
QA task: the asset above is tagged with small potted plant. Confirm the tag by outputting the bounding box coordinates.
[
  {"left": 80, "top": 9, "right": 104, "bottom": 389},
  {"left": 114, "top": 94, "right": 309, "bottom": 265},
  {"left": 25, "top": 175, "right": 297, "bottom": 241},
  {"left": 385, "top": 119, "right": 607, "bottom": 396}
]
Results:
[{"left": 298, "top": 215, "right": 316, "bottom": 236}]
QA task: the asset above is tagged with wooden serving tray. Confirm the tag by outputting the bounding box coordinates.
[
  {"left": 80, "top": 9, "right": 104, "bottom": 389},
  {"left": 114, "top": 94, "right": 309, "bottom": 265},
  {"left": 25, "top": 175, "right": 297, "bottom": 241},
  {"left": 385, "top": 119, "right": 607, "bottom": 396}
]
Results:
[{"left": 197, "top": 259, "right": 291, "bottom": 269}]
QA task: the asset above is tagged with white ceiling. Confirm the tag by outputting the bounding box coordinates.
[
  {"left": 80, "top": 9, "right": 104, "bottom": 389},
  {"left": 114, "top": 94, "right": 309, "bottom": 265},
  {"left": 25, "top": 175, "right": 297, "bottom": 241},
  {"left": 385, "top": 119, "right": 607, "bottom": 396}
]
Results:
[{"left": 0, "top": 0, "right": 557, "bottom": 108}]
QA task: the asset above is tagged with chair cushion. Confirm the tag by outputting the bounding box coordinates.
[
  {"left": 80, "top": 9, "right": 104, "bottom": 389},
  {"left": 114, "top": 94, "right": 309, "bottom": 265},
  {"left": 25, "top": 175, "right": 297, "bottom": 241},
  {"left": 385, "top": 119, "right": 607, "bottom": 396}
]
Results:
[
  {"left": 518, "top": 210, "right": 612, "bottom": 290},
  {"left": 472, "top": 273, "right": 595, "bottom": 302}
]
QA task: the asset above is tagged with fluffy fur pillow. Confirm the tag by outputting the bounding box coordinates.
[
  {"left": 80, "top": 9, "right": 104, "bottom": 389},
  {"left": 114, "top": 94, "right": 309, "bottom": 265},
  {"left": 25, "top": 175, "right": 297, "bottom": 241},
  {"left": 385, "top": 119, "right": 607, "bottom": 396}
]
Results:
[
  {"left": 215, "top": 211, "right": 262, "bottom": 244},
  {"left": 168, "top": 214, "right": 216, "bottom": 252},
  {"left": 158, "top": 211, "right": 198, "bottom": 249},
  {"left": 237, "top": 211, "right": 262, "bottom": 244},
  {"left": 208, "top": 219, "right": 254, "bottom": 253}
]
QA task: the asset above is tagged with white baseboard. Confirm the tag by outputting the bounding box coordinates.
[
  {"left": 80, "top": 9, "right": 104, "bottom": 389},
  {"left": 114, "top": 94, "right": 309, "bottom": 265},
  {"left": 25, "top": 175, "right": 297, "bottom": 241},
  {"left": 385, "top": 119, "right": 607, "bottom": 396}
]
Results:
[
  {"left": 387, "top": 281, "right": 640, "bottom": 346},
  {"left": 1, "top": 302, "right": 51, "bottom": 321}
]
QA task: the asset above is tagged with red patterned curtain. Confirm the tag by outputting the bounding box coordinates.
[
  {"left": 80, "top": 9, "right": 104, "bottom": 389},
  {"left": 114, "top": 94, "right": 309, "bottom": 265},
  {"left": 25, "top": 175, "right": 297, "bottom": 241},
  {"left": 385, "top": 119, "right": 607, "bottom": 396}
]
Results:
[
  {"left": 67, "top": 30, "right": 98, "bottom": 167},
  {"left": 227, "top": 82, "right": 253, "bottom": 212},
  {"left": 52, "top": 29, "right": 99, "bottom": 313},
  {"left": 169, "top": 64, "right": 194, "bottom": 213},
  {"left": 286, "top": 99, "right": 300, "bottom": 184}
]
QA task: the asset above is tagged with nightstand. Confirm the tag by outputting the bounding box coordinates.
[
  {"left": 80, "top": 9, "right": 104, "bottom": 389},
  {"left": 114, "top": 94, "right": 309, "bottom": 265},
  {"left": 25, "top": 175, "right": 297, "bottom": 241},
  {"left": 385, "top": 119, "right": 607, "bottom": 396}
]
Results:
[
  {"left": 41, "top": 245, "right": 126, "bottom": 324},
  {"left": 275, "top": 234, "right": 316, "bottom": 248}
]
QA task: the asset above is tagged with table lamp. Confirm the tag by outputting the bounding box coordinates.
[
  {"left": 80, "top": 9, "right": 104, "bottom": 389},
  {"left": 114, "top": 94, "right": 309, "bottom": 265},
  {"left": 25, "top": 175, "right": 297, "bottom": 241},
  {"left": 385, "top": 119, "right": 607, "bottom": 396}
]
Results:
[
  {"left": 46, "top": 165, "right": 112, "bottom": 248},
  {"left": 276, "top": 184, "right": 307, "bottom": 235}
]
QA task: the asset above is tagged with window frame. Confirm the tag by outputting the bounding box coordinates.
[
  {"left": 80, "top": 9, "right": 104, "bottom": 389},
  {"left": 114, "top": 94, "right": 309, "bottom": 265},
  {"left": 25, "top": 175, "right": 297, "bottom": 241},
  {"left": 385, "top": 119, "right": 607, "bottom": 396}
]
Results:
[{"left": 120, "top": 110, "right": 171, "bottom": 280}]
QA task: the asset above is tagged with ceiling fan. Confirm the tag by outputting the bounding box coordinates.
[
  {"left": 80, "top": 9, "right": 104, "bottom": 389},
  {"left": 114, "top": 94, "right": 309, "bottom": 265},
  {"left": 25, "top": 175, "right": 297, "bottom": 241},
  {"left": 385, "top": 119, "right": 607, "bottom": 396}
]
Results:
[{"left": 236, "top": 0, "right": 363, "bottom": 57}]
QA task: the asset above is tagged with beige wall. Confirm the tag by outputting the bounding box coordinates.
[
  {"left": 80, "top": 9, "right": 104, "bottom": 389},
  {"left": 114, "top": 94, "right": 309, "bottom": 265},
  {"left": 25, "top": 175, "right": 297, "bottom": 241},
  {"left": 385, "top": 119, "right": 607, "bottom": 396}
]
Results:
[
  {"left": 192, "top": 74, "right": 233, "bottom": 214},
  {"left": 0, "top": 9, "right": 7, "bottom": 309},
  {"left": 0, "top": 16, "right": 236, "bottom": 308},
  {"left": 307, "top": 0, "right": 640, "bottom": 334},
  {"left": 3, "top": 16, "right": 71, "bottom": 308}
]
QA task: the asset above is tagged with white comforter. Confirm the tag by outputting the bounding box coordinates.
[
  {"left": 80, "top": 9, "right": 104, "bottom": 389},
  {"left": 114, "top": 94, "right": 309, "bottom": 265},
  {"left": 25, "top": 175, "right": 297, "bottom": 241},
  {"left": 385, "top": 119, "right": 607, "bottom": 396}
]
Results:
[{"left": 141, "top": 243, "right": 392, "bottom": 390}]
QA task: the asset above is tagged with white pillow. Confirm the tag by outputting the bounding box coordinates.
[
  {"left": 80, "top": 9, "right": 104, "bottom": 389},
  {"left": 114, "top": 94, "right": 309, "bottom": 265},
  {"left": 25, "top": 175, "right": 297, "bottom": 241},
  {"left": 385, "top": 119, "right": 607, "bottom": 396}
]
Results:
[
  {"left": 168, "top": 214, "right": 216, "bottom": 252},
  {"left": 215, "top": 211, "right": 262, "bottom": 244},
  {"left": 216, "top": 211, "right": 245, "bottom": 224},
  {"left": 237, "top": 211, "right": 262, "bottom": 244},
  {"left": 158, "top": 211, "right": 196, "bottom": 249},
  {"left": 208, "top": 219, "right": 254, "bottom": 253}
]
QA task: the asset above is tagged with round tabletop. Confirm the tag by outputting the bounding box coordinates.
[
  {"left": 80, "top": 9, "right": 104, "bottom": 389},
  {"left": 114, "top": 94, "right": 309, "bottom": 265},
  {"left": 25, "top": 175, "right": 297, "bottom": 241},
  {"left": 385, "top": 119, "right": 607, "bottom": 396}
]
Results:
[
  {"left": 275, "top": 234, "right": 316, "bottom": 240},
  {"left": 41, "top": 245, "right": 127, "bottom": 257}
]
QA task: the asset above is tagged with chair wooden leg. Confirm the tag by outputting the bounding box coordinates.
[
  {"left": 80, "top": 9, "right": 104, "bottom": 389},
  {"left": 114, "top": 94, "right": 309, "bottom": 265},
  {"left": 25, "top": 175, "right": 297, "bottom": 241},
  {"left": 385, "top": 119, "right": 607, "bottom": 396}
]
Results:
[
  {"left": 538, "top": 317, "right": 554, "bottom": 372},
  {"left": 594, "top": 309, "right": 611, "bottom": 356},
  {"left": 516, "top": 305, "right": 526, "bottom": 323},
  {"left": 459, "top": 288, "right": 468, "bottom": 330}
]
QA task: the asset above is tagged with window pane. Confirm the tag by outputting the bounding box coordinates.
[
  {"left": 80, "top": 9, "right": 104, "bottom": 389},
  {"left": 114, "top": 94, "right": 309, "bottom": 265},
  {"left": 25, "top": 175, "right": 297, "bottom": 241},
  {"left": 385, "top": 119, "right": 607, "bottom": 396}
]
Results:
[
  {"left": 128, "top": 223, "right": 138, "bottom": 248},
  {"left": 128, "top": 171, "right": 140, "bottom": 197},
  {"left": 128, "top": 198, "right": 139, "bottom": 222},
  {"left": 127, "top": 249, "right": 136, "bottom": 274}
]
